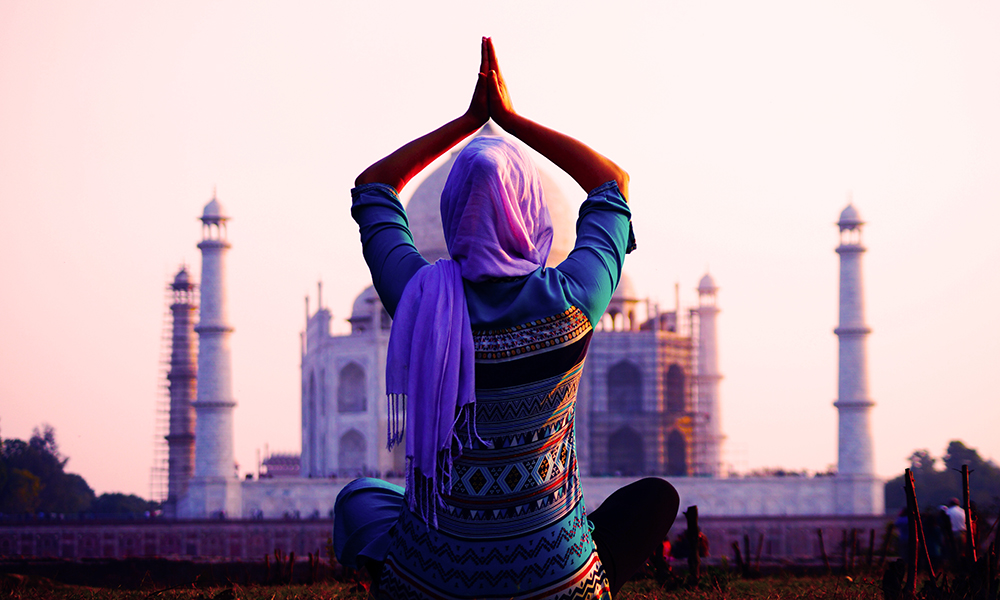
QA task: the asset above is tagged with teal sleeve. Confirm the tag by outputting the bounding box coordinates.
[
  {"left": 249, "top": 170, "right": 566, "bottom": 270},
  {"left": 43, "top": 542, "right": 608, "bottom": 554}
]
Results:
[
  {"left": 350, "top": 183, "right": 431, "bottom": 317},
  {"left": 556, "top": 181, "right": 636, "bottom": 325}
]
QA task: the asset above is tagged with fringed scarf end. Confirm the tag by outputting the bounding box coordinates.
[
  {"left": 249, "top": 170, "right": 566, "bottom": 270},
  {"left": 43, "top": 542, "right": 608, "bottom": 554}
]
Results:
[
  {"left": 386, "top": 393, "right": 406, "bottom": 451},
  {"left": 404, "top": 457, "right": 441, "bottom": 529}
]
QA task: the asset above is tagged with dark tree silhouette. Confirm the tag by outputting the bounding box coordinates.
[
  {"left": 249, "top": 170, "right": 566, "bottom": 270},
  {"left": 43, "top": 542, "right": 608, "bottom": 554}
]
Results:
[
  {"left": 885, "top": 440, "right": 1000, "bottom": 518},
  {"left": 91, "top": 492, "right": 158, "bottom": 516},
  {"left": 0, "top": 424, "right": 95, "bottom": 514}
]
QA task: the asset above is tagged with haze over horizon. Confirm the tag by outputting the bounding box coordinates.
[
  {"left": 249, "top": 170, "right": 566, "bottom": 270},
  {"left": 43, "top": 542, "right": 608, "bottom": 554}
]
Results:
[{"left": 1, "top": 1, "right": 998, "bottom": 499}]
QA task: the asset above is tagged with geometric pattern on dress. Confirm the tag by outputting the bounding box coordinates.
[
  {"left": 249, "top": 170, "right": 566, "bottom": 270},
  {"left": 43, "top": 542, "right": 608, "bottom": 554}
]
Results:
[
  {"left": 376, "top": 307, "right": 609, "bottom": 599},
  {"left": 440, "top": 365, "right": 584, "bottom": 538},
  {"left": 379, "top": 504, "right": 611, "bottom": 600},
  {"left": 473, "top": 306, "right": 591, "bottom": 363},
  {"left": 379, "top": 554, "right": 611, "bottom": 600}
]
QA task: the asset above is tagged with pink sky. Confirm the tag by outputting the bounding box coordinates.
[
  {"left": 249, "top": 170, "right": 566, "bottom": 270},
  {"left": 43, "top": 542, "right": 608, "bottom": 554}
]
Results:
[{"left": 1, "top": 2, "right": 998, "bottom": 498}]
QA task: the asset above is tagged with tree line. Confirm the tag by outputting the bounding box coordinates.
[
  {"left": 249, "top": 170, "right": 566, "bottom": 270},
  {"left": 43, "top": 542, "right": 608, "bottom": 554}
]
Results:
[
  {"left": 884, "top": 440, "right": 1000, "bottom": 517},
  {"left": 0, "top": 424, "right": 157, "bottom": 517}
]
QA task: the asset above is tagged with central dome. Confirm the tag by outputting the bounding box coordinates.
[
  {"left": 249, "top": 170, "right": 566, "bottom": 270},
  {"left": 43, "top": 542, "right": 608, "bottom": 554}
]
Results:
[{"left": 405, "top": 125, "right": 575, "bottom": 265}]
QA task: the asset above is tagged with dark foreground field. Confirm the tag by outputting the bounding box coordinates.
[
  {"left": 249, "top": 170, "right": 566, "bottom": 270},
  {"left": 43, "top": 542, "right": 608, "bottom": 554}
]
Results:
[
  {"left": 0, "top": 560, "right": 890, "bottom": 600},
  {"left": 9, "top": 555, "right": 999, "bottom": 600},
  {"left": 0, "top": 574, "right": 885, "bottom": 600}
]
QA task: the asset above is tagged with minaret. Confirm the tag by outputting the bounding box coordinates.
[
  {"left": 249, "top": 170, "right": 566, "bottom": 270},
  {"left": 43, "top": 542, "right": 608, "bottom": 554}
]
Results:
[
  {"left": 833, "top": 202, "right": 880, "bottom": 514},
  {"left": 164, "top": 266, "right": 197, "bottom": 518},
  {"left": 180, "top": 193, "right": 241, "bottom": 518},
  {"left": 695, "top": 273, "right": 724, "bottom": 477}
]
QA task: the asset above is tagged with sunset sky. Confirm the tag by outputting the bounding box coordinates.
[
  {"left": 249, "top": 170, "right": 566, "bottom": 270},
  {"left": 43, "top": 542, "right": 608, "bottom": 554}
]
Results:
[{"left": 1, "top": 1, "right": 998, "bottom": 499}]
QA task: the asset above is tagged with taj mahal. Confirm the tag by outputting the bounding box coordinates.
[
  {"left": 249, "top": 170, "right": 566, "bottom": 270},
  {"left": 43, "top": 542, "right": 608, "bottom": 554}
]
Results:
[{"left": 162, "top": 128, "right": 883, "bottom": 521}]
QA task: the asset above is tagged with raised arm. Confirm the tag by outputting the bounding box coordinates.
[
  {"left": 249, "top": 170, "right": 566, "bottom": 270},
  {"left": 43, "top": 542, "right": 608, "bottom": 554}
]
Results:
[
  {"left": 355, "top": 40, "right": 492, "bottom": 191},
  {"left": 484, "top": 38, "right": 629, "bottom": 200}
]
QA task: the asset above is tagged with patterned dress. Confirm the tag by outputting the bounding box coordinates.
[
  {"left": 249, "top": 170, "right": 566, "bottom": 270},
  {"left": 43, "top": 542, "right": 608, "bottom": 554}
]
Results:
[{"left": 350, "top": 181, "right": 633, "bottom": 600}]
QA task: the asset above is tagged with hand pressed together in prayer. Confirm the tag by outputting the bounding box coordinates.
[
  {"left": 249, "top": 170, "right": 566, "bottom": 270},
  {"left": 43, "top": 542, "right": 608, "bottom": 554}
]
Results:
[
  {"left": 481, "top": 37, "right": 516, "bottom": 130},
  {"left": 465, "top": 38, "right": 491, "bottom": 127},
  {"left": 466, "top": 37, "right": 513, "bottom": 129}
]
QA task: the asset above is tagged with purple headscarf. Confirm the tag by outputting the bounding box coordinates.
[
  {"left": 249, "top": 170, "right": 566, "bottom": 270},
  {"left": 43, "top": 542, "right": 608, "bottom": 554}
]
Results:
[
  {"left": 386, "top": 135, "right": 551, "bottom": 526},
  {"left": 441, "top": 136, "right": 553, "bottom": 281}
]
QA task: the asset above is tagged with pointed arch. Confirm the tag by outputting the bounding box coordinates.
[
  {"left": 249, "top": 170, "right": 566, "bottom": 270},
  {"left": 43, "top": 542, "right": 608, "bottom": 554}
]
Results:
[
  {"left": 608, "top": 360, "right": 643, "bottom": 413},
  {"left": 337, "top": 363, "right": 366, "bottom": 413},
  {"left": 308, "top": 372, "right": 317, "bottom": 474},
  {"left": 338, "top": 429, "right": 366, "bottom": 476},
  {"left": 608, "top": 426, "right": 645, "bottom": 476},
  {"left": 665, "top": 364, "right": 685, "bottom": 413},
  {"left": 667, "top": 429, "right": 687, "bottom": 476}
]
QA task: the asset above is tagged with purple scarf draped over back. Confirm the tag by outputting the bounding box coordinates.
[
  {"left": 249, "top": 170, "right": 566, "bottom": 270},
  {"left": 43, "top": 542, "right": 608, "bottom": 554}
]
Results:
[{"left": 386, "top": 135, "right": 553, "bottom": 526}]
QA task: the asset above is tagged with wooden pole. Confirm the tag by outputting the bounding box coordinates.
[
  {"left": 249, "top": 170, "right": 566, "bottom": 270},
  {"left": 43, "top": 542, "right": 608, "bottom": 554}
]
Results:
[
  {"left": 817, "top": 529, "right": 830, "bottom": 574},
  {"left": 848, "top": 528, "right": 857, "bottom": 574},
  {"left": 867, "top": 528, "right": 876, "bottom": 567},
  {"left": 962, "top": 464, "right": 978, "bottom": 565},
  {"left": 684, "top": 506, "right": 700, "bottom": 587},
  {"left": 840, "top": 530, "right": 848, "bottom": 575},
  {"left": 754, "top": 533, "right": 764, "bottom": 571},
  {"left": 879, "top": 522, "right": 894, "bottom": 568},
  {"left": 732, "top": 541, "right": 746, "bottom": 577},
  {"left": 904, "top": 468, "right": 937, "bottom": 579},
  {"left": 904, "top": 469, "right": 919, "bottom": 596}
]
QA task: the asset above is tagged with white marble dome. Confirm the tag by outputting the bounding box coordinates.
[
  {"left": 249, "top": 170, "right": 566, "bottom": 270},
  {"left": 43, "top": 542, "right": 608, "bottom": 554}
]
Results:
[
  {"left": 202, "top": 196, "right": 227, "bottom": 220},
  {"left": 172, "top": 267, "right": 192, "bottom": 288},
  {"left": 405, "top": 125, "right": 575, "bottom": 265},
  {"left": 351, "top": 285, "right": 380, "bottom": 320},
  {"left": 838, "top": 204, "right": 864, "bottom": 228},
  {"left": 698, "top": 273, "right": 718, "bottom": 293},
  {"left": 612, "top": 272, "right": 638, "bottom": 301}
]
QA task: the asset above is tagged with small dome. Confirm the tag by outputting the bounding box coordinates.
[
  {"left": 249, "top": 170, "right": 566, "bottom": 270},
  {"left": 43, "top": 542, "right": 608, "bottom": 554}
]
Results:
[
  {"left": 405, "top": 125, "right": 574, "bottom": 265},
  {"left": 172, "top": 267, "right": 192, "bottom": 288},
  {"left": 202, "top": 196, "right": 227, "bottom": 220},
  {"left": 698, "top": 273, "right": 718, "bottom": 293},
  {"left": 351, "top": 286, "right": 380, "bottom": 320},
  {"left": 838, "top": 204, "right": 864, "bottom": 228},
  {"left": 612, "top": 272, "right": 637, "bottom": 301}
]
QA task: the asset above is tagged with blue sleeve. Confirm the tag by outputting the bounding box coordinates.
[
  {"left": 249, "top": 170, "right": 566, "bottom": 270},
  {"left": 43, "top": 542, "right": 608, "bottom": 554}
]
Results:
[
  {"left": 350, "top": 183, "right": 430, "bottom": 316},
  {"left": 556, "top": 181, "right": 636, "bottom": 325}
]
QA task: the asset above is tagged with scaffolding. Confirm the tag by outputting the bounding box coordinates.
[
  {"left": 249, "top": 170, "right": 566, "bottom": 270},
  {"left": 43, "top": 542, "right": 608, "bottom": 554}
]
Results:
[
  {"left": 149, "top": 280, "right": 173, "bottom": 503},
  {"left": 687, "top": 307, "right": 711, "bottom": 477}
]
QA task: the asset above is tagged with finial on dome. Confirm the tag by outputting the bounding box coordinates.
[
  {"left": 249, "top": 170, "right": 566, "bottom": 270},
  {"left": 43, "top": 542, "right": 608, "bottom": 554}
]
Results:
[{"left": 202, "top": 190, "right": 228, "bottom": 221}]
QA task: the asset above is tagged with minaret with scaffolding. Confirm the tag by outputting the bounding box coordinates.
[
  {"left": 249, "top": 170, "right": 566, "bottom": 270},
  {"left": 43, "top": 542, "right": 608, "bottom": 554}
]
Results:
[
  {"left": 179, "top": 193, "right": 241, "bottom": 518},
  {"left": 162, "top": 266, "right": 198, "bottom": 518}
]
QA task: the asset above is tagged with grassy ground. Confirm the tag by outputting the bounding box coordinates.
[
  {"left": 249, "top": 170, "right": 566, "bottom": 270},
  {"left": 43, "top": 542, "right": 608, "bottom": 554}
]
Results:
[{"left": 1, "top": 571, "right": 887, "bottom": 599}]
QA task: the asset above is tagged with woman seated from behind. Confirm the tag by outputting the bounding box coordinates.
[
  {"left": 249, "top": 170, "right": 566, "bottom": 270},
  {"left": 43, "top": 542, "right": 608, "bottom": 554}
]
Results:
[{"left": 335, "top": 37, "right": 679, "bottom": 599}]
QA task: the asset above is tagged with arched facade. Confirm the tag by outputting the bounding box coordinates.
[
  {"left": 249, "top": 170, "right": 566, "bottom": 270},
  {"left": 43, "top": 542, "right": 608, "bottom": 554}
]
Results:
[
  {"left": 300, "top": 287, "right": 405, "bottom": 479},
  {"left": 582, "top": 302, "right": 698, "bottom": 477}
]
